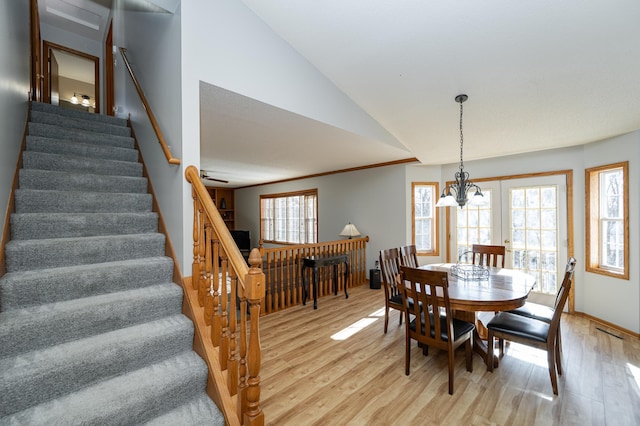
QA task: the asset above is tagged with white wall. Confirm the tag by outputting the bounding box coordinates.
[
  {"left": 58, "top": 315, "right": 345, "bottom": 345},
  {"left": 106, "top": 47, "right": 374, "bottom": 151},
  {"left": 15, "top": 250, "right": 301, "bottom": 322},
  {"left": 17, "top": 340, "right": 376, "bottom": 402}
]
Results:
[
  {"left": 0, "top": 0, "right": 30, "bottom": 244},
  {"left": 114, "top": 8, "right": 184, "bottom": 273},
  {"left": 439, "top": 134, "right": 639, "bottom": 333},
  {"left": 179, "top": 0, "right": 403, "bottom": 270},
  {"left": 235, "top": 164, "right": 407, "bottom": 271}
]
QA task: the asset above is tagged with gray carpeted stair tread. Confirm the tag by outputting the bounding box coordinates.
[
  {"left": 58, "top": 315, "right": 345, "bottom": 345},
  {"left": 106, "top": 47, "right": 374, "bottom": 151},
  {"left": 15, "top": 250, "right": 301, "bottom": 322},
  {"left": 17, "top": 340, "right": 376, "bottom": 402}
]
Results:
[
  {"left": 30, "top": 101, "right": 128, "bottom": 127},
  {"left": 30, "top": 110, "right": 131, "bottom": 137},
  {"left": 28, "top": 122, "right": 135, "bottom": 149},
  {"left": 0, "top": 351, "right": 212, "bottom": 426},
  {"left": 15, "top": 189, "right": 152, "bottom": 213},
  {"left": 19, "top": 169, "right": 148, "bottom": 193},
  {"left": 0, "top": 283, "right": 183, "bottom": 360},
  {"left": 143, "top": 394, "right": 226, "bottom": 426},
  {"left": 10, "top": 212, "right": 158, "bottom": 240},
  {"left": 23, "top": 150, "right": 142, "bottom": 176},
  {"left": 26, "top": 136, "right": 139, "bottom": 163},
  {"left": 0, "top": 256, "right": 173, "bottom": 310},
  {"left": 5, "top": 233, "right": 166, "bottom": 272},
  {"left": 0, "top": 314, "right": 193, "bottom": 416}
]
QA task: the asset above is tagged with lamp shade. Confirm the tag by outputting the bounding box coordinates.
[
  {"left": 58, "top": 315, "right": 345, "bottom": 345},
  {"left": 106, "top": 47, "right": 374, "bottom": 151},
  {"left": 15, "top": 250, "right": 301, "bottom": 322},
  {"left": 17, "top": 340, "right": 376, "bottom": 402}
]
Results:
[{"left": 339, "top": 222, "right": 361, "bottom": 238}]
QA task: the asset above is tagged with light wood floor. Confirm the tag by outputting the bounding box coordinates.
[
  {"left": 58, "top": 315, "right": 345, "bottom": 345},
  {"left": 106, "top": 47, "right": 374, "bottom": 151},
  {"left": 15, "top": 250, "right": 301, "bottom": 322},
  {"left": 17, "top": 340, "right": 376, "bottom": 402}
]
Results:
[{"left": 259, "top": 285, "right": 640, "bottom": 425}]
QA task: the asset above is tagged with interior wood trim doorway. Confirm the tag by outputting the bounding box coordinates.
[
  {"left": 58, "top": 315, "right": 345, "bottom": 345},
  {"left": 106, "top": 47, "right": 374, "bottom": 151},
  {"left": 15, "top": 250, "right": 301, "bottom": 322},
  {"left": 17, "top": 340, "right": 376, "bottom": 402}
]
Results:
[{"left": 42, "top": 41, "right": 100, "bottom": 114}]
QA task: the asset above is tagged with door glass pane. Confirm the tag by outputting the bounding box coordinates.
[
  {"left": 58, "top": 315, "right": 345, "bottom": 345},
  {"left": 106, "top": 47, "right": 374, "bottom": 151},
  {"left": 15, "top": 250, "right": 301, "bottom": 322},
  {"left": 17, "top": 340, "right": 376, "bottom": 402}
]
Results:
[{"left": 510, "top": 185, "right": 558, "bottom": 295}]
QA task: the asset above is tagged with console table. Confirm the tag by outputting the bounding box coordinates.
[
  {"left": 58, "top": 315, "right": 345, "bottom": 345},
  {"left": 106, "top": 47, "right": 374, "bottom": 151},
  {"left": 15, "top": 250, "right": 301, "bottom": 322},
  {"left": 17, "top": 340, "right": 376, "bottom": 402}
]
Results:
[{"left": 302, "top": 253, "right": 349, "bottom": 309}]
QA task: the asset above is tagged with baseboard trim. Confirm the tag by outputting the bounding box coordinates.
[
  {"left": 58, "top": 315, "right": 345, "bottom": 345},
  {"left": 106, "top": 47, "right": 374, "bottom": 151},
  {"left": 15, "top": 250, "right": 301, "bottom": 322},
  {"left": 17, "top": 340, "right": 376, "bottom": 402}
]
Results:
[{"left": 572, "top": 311, "right": 639, "bottom": 339}]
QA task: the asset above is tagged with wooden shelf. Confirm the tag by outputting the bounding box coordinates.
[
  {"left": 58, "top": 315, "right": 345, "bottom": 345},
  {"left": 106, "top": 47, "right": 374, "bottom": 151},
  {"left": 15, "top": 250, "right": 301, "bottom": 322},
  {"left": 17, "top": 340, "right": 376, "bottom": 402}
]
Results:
[{"left": 206, "top": 187, "right": 235, "bottom": 230}]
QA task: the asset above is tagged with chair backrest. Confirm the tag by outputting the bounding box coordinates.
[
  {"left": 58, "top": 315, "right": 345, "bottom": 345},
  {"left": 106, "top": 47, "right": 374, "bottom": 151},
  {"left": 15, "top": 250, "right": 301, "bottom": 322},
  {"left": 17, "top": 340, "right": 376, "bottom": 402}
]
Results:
[
  {"left": 379, "top": 248, "right": 401, "bottom": 299},
  {"left": 399, "top": 244, "right": 418, "bottom": 268},
  {"left": 399, "top": 266, "right": 453, "bottom": 350},
  {"left": 471, "top": 244, "right": 506, "bottom": 268},
  {"left": 549, "top": 257, "right": 577, "bottom": 333}
]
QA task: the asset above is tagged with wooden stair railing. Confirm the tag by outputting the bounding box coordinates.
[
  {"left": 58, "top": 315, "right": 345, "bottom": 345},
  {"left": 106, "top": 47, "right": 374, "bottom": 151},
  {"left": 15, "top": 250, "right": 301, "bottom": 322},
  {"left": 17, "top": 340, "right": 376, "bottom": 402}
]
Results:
[
  {"left": 119, "top": 47, "right": 180, "bottom": 165},
  {"left": 185, "top": 165, "right": 265, "bottom": 426},
  {"left": 259, "top": 236, "right": 369, "bottom": 315}
]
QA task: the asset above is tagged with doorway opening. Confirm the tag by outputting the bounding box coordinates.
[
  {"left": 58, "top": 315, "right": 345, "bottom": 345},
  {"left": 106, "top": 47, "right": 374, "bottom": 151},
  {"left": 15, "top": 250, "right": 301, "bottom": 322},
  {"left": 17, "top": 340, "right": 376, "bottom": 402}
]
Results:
[{"left": 42, "top": 41, "right": 100, "bottom": 114}]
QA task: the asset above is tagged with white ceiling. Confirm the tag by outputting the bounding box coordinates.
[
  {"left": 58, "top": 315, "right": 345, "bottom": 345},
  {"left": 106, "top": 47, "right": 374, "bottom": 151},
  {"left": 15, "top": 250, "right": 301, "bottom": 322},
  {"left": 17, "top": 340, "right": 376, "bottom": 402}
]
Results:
[
  {"left": 39, "top": 1, "right": 640, "bottom": 188},
  {"left": 200, "top": 0, "right": 640, "bottom": 187}
]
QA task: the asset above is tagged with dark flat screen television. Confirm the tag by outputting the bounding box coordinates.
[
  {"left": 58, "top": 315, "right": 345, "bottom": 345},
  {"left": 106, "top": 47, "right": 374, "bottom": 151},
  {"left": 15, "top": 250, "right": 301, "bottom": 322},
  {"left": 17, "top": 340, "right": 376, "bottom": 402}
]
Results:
[{"left": 230, "top": 230, "right": 251, "bottom": 259}]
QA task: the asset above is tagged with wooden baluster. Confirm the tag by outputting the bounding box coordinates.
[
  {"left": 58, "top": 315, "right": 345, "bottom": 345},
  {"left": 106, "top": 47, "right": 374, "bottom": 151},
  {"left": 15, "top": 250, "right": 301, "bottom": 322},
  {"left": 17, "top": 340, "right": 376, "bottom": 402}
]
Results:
[
  {"left": 265, "top": 252, "right": 272, "bottom": 314},
  {"left": 192, "top": 190, "right": 200, "bottom": 290},
  {"left": 238, "top": 285, "right": 248, "bottom": 420},
  {"left": 211, "top": 242, "right": 223, "bottom": 347},
  {"left": 278, "top": 250, "right": 284, "bottom": 309},
  {"left": 198, "top": 214, "right": 207, "bottom": 307},
  {"left": 227, "top": 270, "right": 238, "bottom": 396},
  {"left": 219, "top": 256, "right": 230, "bottom": 370},
  {"left": 204, "top": 220, "right": 213, "bottom": 325},
  {"left": 244, "top": 249, "right": 265, "bottom": 426}
]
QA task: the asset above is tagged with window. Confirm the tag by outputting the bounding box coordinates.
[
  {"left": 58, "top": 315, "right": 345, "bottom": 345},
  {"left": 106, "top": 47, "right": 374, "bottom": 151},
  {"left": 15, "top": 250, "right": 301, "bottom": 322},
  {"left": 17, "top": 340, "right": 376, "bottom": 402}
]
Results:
[
  {"left": 412, "top": 182, "right": 439, "bottom": 255},
  {"left": 260, "top": 189, "right": 318, "bottom": 244},
  {"left": 586, "top": 162, "right": 629, "bottom": 279}
]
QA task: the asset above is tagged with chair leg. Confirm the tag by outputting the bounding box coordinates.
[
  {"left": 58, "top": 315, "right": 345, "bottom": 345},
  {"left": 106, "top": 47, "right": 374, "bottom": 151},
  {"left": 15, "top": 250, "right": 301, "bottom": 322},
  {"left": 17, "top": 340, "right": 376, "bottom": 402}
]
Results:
[
  {"left": 555, "top": 329, "right": 563, "bottom": 375},
  {"left": 405, "top": 333, "right": 411, "bottom": 376},
  {"left": 465, "top": 338, "right": 473, "bottom": 372},
  {"left": 547, "top": 341, "right": 559, "bottom": 395},
  {"left": 399, "top": 310, "right": 403, "bottom": 326},
  {"left": 448, "top": 346, "right": 455, "bottom": 395},
  {"left": 487, "top": 332, "right": 494, "bottom": 372},
  {"left": 384, "top": 306, "right": 389, "bottom": 334},
  {"left": 499, "top": 338, "right": 505, "bottom": 358}
]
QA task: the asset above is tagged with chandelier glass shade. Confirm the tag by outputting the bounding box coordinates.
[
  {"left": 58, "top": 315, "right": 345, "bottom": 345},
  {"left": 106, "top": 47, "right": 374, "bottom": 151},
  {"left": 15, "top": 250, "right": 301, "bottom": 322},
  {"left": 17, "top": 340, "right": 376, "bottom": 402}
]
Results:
[{"left": 436, "top": 94, "right": 484, "bottom": 208}]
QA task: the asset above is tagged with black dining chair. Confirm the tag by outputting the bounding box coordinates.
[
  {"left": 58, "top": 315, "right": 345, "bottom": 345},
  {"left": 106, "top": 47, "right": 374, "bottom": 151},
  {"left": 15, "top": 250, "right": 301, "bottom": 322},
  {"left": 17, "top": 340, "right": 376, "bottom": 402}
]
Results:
[
  {"left": 471, "top": 244, "right": 506, "bottom": 268},
  {"left": 506, "top": 257, "right": 577, "bottom": 363},
  {"left": 379, "top": 248, "right": 404, "bottom": 333},
  {"left": 399, "top": 266, "right": 475, "bottom": 395},
  {"left": 399, "top": 244, "right": 419, "bottom": 268},
  {"left": 486, "top": 258, "right": 576, "bottom": 395}
]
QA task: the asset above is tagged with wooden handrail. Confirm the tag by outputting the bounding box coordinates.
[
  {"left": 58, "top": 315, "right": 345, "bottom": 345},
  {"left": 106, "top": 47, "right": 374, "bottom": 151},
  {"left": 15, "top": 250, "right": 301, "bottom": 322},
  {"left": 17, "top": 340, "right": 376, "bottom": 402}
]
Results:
[
  {"left": 119, "top": 47, "right": 180, "bottom": 165},
  {"left": 185, "top": 165, "right": 265, "bottom": 426}
]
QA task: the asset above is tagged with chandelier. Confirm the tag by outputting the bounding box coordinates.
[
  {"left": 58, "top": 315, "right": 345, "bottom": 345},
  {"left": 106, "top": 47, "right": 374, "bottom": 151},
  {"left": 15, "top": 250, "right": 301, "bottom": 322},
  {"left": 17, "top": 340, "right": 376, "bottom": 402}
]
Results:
[{"left": 435, "top": 94, "right": 484, "bottom": 208}]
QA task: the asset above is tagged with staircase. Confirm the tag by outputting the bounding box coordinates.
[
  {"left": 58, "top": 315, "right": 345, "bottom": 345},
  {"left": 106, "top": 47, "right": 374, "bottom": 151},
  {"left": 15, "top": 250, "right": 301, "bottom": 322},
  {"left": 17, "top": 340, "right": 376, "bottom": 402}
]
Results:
[{"left": 0, "top": 102, "right": 225, "bottom": 425}]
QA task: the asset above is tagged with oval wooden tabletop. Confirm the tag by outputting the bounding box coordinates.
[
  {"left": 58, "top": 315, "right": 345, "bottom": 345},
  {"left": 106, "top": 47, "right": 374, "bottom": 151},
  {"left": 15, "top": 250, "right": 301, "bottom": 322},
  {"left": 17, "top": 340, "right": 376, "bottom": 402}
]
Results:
[{"left": 419, "top": 263, "right": 537, "bottom": 312}]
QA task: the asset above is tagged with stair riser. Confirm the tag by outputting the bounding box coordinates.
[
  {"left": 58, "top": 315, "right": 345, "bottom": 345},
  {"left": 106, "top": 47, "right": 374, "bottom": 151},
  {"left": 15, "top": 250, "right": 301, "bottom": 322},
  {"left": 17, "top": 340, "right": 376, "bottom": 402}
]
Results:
[
  {"left": 30, "top": 101, "right": 128, "bottom": 127},
  {"left": 28, "top": 123, "right": 135, "bottom": 150},
  {"left": 2, "top": 352, "right": 211, "bottom": 425},
  {"left": 10, "top": 212, "right": 158, "bottom": 241},
  {"left": 31, "top": 110, "right": 131, "bottom": 137},
  {"left": 0, "top": 316, "right": 193, "bottom": 416},
  {"left": 0, "top": 284, "right": 183, "bottom": 359},
  {"left": 15, "top": 190, "right": 152, "bottom": 213},
  {"left": 26, "top": 136, "right": 139, "bottom": 163},
  {"left": 0, "top": 257, "right": 173, "bottom": 310},
  {"left": 19, "top": 169, "right": 148, "bottom": 194},
  {"left": 5, "top": 234, "right": 166, "bottom": 272},
  {"left": 23, "top": 151, "right": 142, "bottom": 177}
]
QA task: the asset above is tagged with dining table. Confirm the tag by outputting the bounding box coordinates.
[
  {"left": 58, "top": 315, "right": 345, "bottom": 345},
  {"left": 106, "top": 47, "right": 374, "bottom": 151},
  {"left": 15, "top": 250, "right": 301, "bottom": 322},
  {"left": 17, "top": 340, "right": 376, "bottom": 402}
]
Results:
[{"left": 418, "top": 263, "right": 537, "bottom": 367}]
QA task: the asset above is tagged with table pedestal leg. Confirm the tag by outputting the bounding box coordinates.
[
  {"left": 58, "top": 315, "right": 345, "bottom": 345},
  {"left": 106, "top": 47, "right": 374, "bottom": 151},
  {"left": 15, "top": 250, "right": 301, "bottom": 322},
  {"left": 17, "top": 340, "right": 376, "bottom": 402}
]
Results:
[{"left": 453, "top": 310, "right": 498, "bottom": 368}]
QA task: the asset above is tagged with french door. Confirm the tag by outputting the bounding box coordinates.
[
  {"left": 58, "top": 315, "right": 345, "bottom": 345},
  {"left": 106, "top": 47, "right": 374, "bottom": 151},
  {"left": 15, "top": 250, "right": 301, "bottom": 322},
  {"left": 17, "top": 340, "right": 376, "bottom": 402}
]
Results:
[{"left": 450, "top": 175, "right": 568, "bottom": 308}]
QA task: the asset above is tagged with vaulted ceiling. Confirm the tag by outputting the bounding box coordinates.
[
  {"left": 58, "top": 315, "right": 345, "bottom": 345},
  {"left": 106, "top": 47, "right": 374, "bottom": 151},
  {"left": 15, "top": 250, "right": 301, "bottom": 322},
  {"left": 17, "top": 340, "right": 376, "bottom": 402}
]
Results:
[{"left": 38, "top": 1, "right": 640, "bottom": 187}]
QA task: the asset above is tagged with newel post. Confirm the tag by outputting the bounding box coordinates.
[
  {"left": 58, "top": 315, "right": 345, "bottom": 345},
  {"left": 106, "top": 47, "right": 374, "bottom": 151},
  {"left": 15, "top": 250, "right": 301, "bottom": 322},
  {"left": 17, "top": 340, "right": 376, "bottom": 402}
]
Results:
[{"left": 242, "top": 249, "right": 265, "bottom": 426}]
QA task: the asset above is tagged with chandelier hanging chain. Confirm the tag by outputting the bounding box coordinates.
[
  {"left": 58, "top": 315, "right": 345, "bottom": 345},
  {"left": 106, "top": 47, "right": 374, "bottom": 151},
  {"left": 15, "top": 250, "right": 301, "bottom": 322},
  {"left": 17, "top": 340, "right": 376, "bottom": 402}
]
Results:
[
  {"left": 459, "top": 100, "right": 464, "bottom": 172},
  {"left": 436, "top": 93, "right": 483, "bottom": 208}
]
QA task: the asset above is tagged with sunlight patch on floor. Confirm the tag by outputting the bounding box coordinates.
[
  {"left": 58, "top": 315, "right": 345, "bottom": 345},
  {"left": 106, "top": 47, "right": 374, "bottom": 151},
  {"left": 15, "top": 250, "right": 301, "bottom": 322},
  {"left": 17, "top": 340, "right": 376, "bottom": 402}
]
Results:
[
  {"left": 627, "top": 362, "right": 640, "bottom": 391},
  {"left": 503, "top": 341, "right": 548, "bottom": 368},
  {"left": 331, "top": 317, "right": 378, "bottom": 340},
  {"left": 368, "top": 307, "right": 386, "bottom": 317}
]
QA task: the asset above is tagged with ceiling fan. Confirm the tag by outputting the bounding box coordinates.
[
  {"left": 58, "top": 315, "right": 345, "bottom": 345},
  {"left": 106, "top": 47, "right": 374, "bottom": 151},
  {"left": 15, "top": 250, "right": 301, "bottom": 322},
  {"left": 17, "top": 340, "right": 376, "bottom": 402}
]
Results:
[{"left": 200, "top": 170, "right": 229, "bottom": 184}]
